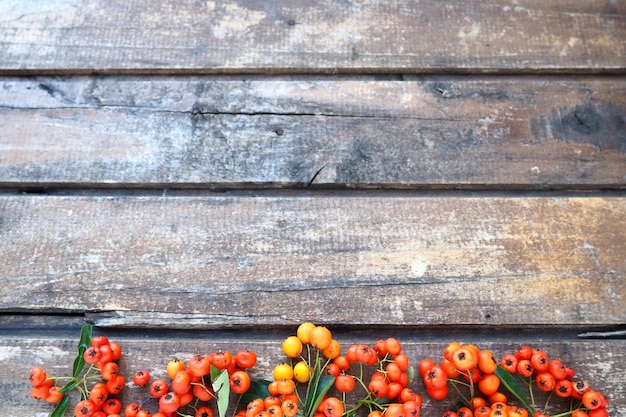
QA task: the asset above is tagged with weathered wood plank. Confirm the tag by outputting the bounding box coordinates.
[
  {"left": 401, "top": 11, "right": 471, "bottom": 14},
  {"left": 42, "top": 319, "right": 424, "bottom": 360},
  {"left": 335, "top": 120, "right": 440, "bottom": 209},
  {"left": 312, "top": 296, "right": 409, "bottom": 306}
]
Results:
[
  {"left": 1, "top": 76, "right": 625, "bottom": 188},
  {"left": 3, "top": 327, "right": 625, "bottom": 416},
  {"left": 1, "top": 1, "right": 625, "bottom": 73},
  {"left": 1, "top": 195, "right": 624, "bottom": 326}
]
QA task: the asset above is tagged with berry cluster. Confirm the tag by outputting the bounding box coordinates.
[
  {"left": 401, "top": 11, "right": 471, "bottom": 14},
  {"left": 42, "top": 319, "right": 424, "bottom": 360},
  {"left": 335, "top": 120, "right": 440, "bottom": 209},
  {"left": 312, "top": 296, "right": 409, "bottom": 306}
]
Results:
[
  {"left": 419, "top": 342, "right": 610, "bottom": 417},
  {"left": 125, "top": 349, "right": 258, "bottom": 417},
  {"left": 29, "top": 334, "right": 125, "bottom": 417},
  {"left": 242, "top": 322, "right": 423, "bottom": 417}
]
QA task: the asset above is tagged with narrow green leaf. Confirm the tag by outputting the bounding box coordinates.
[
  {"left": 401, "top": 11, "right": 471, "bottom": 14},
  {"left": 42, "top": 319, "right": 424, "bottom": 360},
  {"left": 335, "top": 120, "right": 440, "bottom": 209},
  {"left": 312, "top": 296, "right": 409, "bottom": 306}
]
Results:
[
  {"left": 72, "top": 324, "right": 92, "bottom": 378},
  {"left": 212, "top": 369, "right": 230, "bottom": 417},
  {"left": 241, "top": 379, "right": 271, "bottom": 404},
  {"left": 50, "top": 393, "right": 69, "bottom": 417},
  {"left": 305, "top": 374, "right": 335, "bottom": 417},
  {"left": 495, "top": 365, "right": 531, "bottom": 410},
  {"left": 58, "top": 379, "right": 78, "bottom": 394}
]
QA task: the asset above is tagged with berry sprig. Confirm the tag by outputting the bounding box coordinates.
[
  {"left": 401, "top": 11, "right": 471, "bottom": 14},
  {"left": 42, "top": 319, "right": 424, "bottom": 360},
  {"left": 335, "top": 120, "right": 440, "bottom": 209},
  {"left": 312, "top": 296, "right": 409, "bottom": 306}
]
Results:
[
  {"left": 418, "top": 342, "right": 611, "bottom": 417},
  {"left": 241, "top": 322, "right": 423, "bottom": 417},
  {"left": 29, "top": 324, "right": 126, "bottom": 417}
]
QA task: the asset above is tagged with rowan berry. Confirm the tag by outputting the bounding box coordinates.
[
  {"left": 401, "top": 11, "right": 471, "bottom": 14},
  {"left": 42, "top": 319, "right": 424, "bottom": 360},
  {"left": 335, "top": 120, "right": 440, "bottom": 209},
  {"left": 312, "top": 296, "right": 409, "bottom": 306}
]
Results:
[
  {"left": 179, "top": 389, "right": 194, "bottom": 407},
  {"left": 91, "top": 335, "right": 109, "bottom": 348},
  {"left": 103, "top": 398, "right": 123, "bottom": 414},
  {"left": 333, "top": 355, "right": 350, "bottom": 372},
  {"left": 92, "top": 411, "right": 107, "bottom": 417},
  {"left": 387, "top": 381, "right": 404, "bottom": 399},
  {"left": 136, "top": 410, "right": 151, "bottom": 417},
  {"left": 442, "top": 412, "right": 458, "bottom": 417},
  {"left": 571, "top": 411, "right": 589, "bottom": 417},
  {"left": 30, "top": 380, "right": 53, "bottom": 400},
  {"left": 369, "top": 411, "right": 384, "bottom": 417},
  {"left": 159, "top": 391, "right": 181, "bottom": 413},
  {"left": 444, "top": 341, "right": 462, "bottom": 362},
  {"left": 296, "top": 322, "right": 316, "bottom": 344},
  {"left": 478, "top": 373, "right": 500, "bottom": 396},
  {"left": 500, "top": 354, "right": 518, "bottom": 374},
  {"left": 441, "top": 357, "right": 460, "bottom": 378},
  {"left": 193, "top": 381, "right": 214, "bottom": 401},
  {"left": 45, "top": 385, "right": 64, "bottom": 403},
  {"left": 346, "top": 344, "right": 360, "bottom": 363},
  {"left": 325, "top": 362, "right": 341, "bottom": 377},
  {"left": 230, "top": 370, "right": 251, "bottom": 394},
  {"left": 474, "top": 406, "right": 491, "bottom": 417},
  {"left": 508, "top": 406, "right": 529, "bottom": 417},
  {"left": 109, "top": 341, "right": 122, "bottom": 360},
  {"left": 402, "top": 399, "right": 421, "bottom": 417},
  {"left": 150, "top": 379, "right": 169, "bottom": 398},
  {"left": 75, "top": 399, "right": 96, "bottom": 417},
  {"left": 247, "top": 398, "right": 266, "bottom": 417},
  {"left": 385, "top": 403, "right": 405, "bottom": 417},
  {"left": 554, "top": 379, "right": 573, "bottom": 398},
  {"left": 322, "top": 339, "right": 341, "bottom": 359},
  {"left": 488, "top": 391, "right": 507, "bottom": 404},
  {"left": 587, "top": 408, "right": 609, "bottom": 417},
  {"left": 281, "top": 396, "right": 299, "bottom": 417},
  {"left": 267, "top": 404, "right": 284, "bottom": 417},
  {"left": 457, "top": 407, "right": 473, "bottom": 417},
  {"left": 394, "top": 353, "right": 410, "bottom": 371},
  {"left": 89, "top": 382, "right": 109, "bottom": 407},
  {"left": 309, "top": 326, "right": 333, "bottom": 350},
  {"left": 172, "top": 369, "right": 192, "bottom": 394},
  {"left": 29, "top": 366, "right": 48, "bottom": 387},
  {"left": 106, "top": 374, "right": 126, "bottom": 395},
  {"left": 236, "top": 350, "right": 258, "bottom": 369},
  {"left": 517, "top": 359, "right": 534, "bottom": 378},
  {"left": 452, "top": 347, "right": 478, "bottom": 371},
  {"left": 478, "top": 350, "right": 498, "bottom": 374},
  {"left": 125, "top": 403, "right": 142, "bottom": 417},
  {"left": 97, "top": 343, "right": 115, "bottom": 365},
  {"left": 423, "top": 365, "right": 447, "bottom": 389},
  {"left": 283, "top": 336, "right": 304, "bottom": 358},
  {"left": 321, "top": 396, "right": 344, "bottom": 417},
  {"left": 386, "top": 362, "right": 403, "bottom": 381},
  {"left": 426, "top": 384, "right": 448, "bottom": 400},
  {"left": 101, "top": 361, "right": 120, "bottom": 381},
  {"left": 211, "top": 350, "right": 233, "bottom": 371},
  {"left": 535, "top": 371, "right": 556, "bottom": 392},
  {"left": 188, "top": 355, "right": 211, "bottom": 377},
  {"left": 166, "top": 358, "right": 186, "bottom": 380},
  {"left": 197, "top": 406, "right": 215, "bottom": 417},
  {"left": 273, "top": 363, "right": 294, "bottom": 380},
  {"left": 582, "top": 390, "right": 603, "bottom": 410},
  {"left": 530, "top": 350, "right": 549, "bottom": 372},
  {"left": 134, "top": 369, "right": 151, "bottom": 386},
  {"left": 384, "top": 337, "right": 403, "bottom": 356},
  {"left": 276, "top": 378, "right": 296, "bottom": 396},
  {"left": 399, "top": 387, "right": 417, "bottom": 403},
  {"left": 418, "top": 358, "right": 436, "bottom": 377},
  {"left": 515, "top": 345, "right": 533, "bottom": 361},
  {"left": 369, "top": 378, "right": 389, "bottom": 398},
  {"left": 293, "top": 361, "right": 312, "bottom": 383},
  {"left": 84, "top": 346, "right": 102, "bottom": 365}
]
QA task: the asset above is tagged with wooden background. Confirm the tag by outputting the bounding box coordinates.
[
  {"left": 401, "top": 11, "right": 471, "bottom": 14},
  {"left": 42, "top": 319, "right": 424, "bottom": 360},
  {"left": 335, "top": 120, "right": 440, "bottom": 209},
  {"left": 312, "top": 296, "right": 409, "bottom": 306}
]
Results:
[{"left": 0, "top": 1, "right": 624, "bottom": 416}]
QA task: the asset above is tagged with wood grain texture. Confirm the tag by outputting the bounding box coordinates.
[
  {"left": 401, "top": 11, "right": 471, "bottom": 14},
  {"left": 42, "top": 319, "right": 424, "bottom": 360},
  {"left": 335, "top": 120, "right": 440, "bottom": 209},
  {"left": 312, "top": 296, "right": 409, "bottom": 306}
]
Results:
[
  {"left": 2, "top": 328, "right": 625, "bottom": 416},
  {"left": 1, "top": 0, "right": 625, "bottom": 73},
  {"left": 1, "top": 76, "right": 625, "bottom": 188},
  {"left": 1, "top": 195, "right": 624, "bottom": 326}
]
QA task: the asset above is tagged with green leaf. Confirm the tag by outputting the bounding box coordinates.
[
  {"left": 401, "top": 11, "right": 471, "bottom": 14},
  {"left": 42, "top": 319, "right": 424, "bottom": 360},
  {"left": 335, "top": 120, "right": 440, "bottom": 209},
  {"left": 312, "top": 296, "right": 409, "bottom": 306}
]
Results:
[
  {"left": 305, "top": 374, "right": 335, "bottom": 417},
  {"left": 72, "top": 324, "right": 92, "bottom": 378},
  {"left": 495, "top": 365, "right": 531, "bottom": 410},
  {"left": 50, "top": 393, "right": 69, "bottom": 417},
  {"left": 241, "top": 379, "right": 271, "bottom": 404},
  {"left": 212, "top": 369, "right": 231, "bottom": 417},
  {"left": 58, "top": 379, "right": 78, "bottom": 395}
]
